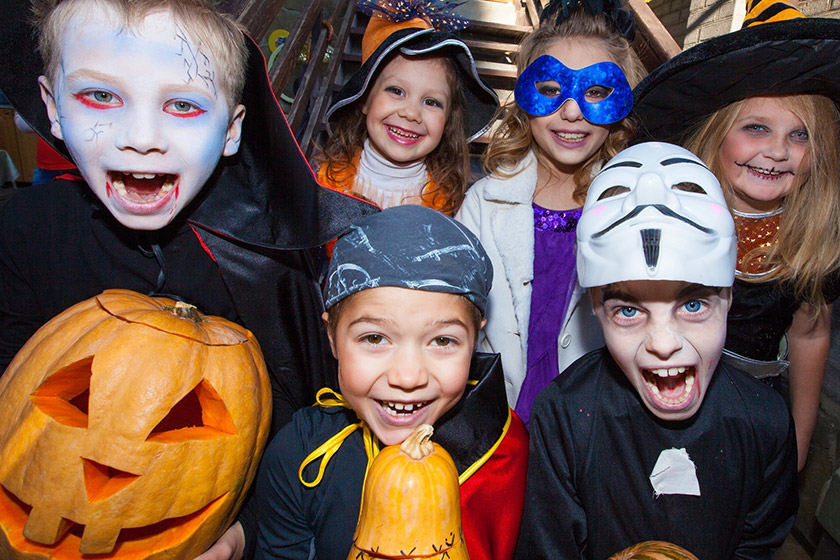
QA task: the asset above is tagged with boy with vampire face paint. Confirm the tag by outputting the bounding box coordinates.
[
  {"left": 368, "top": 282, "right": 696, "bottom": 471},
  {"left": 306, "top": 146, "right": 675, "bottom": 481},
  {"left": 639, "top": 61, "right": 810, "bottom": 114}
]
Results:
[
  {"left": 0, "top": 1, "right": 375, "bottom": 556},
  {"left": 515, "top": 142, "right": 797, "bottom": 560}
]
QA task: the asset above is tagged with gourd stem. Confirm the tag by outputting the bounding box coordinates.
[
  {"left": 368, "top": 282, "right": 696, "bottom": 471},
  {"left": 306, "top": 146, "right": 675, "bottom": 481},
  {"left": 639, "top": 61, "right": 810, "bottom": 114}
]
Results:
[{"left": 399, "top": 424, "right": 435, "bottom": 460}]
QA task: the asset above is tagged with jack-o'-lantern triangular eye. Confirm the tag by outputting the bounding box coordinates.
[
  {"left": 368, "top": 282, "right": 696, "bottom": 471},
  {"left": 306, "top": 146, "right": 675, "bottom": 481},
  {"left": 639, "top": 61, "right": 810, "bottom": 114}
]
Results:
[
  {"left": 30, "top": 357, "right": 93, "bottom": 428},
  {"left": 82, "top": 458, "right": 140, "bottom": 503},
  {"left": 146, "top": 379, "right": 236, "bottom": 442}
]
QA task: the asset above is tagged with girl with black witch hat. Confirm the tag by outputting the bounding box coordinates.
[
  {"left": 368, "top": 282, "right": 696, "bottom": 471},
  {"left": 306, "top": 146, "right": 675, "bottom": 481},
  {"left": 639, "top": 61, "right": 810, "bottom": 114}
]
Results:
[
  {"left": 315, "top": 0, "right": 498, "bottom": 216},
  {"left": 634, "top": 0, "right": 840, "bottom": 471}
]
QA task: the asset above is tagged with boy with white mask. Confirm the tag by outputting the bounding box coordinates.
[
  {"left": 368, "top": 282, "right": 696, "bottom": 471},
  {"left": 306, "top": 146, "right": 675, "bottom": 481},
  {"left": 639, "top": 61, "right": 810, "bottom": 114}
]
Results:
[{"left": 516, "top": 142, "right": 797, "bottom": 560}]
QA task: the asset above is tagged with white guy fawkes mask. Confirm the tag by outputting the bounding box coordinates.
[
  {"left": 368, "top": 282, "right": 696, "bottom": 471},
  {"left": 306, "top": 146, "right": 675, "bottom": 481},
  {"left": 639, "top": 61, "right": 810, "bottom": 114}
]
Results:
[{"left": 577, "top": 142, "right": 736, "bottom": 288}]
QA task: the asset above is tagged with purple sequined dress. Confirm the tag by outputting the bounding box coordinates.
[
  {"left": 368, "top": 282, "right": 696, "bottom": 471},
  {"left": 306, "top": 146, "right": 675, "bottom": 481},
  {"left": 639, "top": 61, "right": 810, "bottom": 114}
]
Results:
[{"left": 514, "top": 203, "right": 581, "bottom": 427}]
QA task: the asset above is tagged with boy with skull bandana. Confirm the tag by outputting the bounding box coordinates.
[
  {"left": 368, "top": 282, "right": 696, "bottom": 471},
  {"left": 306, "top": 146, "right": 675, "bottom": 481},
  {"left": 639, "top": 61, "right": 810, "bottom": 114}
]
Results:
[
  {"left": 515, "top": 142, "right": 797, "bottom": 560},
  {"left": 254, "top": 205, "right": 528, "bottom": 560}
]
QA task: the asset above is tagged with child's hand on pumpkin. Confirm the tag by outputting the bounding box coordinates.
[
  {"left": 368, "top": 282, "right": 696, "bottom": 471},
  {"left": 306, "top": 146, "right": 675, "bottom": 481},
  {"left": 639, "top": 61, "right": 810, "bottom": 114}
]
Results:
[{"left": 193, "top": 522, "right": 245, "bottom": 560}]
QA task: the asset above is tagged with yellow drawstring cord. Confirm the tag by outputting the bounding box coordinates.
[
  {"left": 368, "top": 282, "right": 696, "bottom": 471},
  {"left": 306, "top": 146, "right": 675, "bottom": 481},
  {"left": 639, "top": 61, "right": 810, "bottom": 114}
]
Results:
[{"left": 298, "top": 388, "right": 380, "bottom": 488}]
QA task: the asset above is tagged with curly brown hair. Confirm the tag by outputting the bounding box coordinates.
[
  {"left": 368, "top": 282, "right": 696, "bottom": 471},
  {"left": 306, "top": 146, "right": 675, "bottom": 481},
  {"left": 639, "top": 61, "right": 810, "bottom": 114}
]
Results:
[
  {"left": 315, "top": 52, "right": 469, "bottom": 215},
  {"left": 482, "top": 10, "right": 645, "bottom": 205}
]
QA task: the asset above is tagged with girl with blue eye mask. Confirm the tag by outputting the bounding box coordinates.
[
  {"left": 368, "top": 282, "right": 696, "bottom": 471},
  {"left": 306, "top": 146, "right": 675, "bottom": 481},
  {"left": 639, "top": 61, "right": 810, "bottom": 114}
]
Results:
[{"left": 456, "top": 1, "right": 645, "bottom": 427}]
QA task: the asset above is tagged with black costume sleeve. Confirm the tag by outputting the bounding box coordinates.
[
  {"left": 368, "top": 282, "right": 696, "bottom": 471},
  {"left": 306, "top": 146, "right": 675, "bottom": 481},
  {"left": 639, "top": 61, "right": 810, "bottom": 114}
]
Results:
[
  {"left": 252, "top": 407, "right": 365, "bottom": 560},
  {"left": 515, "top": 387, "right": 587, "bottom": 560},
  {"left": 253, "top": 420, "right": 314, "bottom": 560},
  {"left": 0, "top": 192, "right": 45, "bottom": 373}
]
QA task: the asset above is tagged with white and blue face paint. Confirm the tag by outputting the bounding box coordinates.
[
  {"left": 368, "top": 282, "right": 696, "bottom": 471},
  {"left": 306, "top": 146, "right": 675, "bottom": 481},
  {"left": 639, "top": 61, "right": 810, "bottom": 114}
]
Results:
[{"left": 514, "top": 55, "right": 632, "bottom": 125}]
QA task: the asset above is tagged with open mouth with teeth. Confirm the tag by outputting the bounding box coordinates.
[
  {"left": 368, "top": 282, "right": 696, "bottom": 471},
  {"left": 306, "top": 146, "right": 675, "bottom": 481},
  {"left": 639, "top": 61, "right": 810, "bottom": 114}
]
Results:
[
  {"left": 108, "top": 172, "right": 178, "bottom": 204},
  {"left": 378, "top": 400, "right": 430, "bottom": 418},
  {"left": 386, "top": 125, "right": 422, "bottom": 144},
  {"left": 553, "top": 131, "right": 587, "bottom": 142},
  {"left": 736, "top": 162, "right": 792, "bottom": 179},
  {"left": 641, "top": 366, "right": 697, "bottom": 409}
]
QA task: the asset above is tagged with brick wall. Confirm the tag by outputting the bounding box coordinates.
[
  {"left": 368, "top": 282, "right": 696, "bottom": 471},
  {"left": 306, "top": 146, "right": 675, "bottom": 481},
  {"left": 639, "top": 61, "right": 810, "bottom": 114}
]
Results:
[
  {"left": 648, "top": 0, "right": 693, "bottom": 47},
  {"left": 651, "top": 0, "right": 840, "bottom": 49}
]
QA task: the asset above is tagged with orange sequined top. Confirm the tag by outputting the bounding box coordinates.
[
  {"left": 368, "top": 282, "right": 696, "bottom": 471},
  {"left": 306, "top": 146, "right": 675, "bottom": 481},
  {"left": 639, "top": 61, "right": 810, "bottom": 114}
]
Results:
[{"left": 733, "top": 208, "right": 782, "bottom": 277}]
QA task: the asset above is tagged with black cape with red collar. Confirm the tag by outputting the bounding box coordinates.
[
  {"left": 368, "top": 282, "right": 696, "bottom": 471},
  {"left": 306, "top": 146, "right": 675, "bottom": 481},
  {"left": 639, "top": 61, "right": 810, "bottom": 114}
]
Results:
[
  {"left": 254, "top": 352, "right": 528, "bottom": 560},
  {"left": 0, "top": 0, "right": 378, "bottom": 429}
]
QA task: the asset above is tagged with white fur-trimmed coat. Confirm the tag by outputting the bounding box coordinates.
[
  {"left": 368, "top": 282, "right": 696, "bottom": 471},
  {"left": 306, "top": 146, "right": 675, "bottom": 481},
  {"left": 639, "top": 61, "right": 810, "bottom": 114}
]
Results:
[{"left": 456, "top": 151, "right": 604, "bottom": 408}]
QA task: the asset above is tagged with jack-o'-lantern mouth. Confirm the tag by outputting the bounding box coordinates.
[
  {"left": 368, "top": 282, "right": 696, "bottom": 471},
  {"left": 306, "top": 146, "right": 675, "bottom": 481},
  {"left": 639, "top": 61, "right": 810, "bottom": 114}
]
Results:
[{"left": 0, "top": 483, "right": 227, "bottom": 558}]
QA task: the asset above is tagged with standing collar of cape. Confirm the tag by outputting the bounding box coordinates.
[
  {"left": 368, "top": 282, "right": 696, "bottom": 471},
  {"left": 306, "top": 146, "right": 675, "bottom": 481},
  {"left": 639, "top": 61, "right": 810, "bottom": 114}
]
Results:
[{"left": 435, "top": 352, "right": 512, "bottom": 479}]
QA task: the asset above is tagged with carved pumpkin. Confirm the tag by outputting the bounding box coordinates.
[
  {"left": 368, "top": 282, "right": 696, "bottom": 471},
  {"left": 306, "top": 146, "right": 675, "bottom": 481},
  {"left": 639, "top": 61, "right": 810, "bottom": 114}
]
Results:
[
  {"left": 348, "top": 424, "right": 469, "bottom": 560},
  {"left": 608, "top": 540, "right": 700, "bottom": 560},
  {"left": 0, "top": 289, "right": 272, "bottom": 560}
]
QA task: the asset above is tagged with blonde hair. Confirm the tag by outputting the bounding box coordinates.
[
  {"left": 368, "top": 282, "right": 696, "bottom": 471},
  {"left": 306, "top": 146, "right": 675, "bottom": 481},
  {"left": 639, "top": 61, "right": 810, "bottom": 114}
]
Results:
[
  {"left": 483, "top": 10, "right": 645, "bottom": 204},
  {"left": 686, "top": 94, "right": 840, "bottom": 305},
  {"left": 33, "top": 0, "right": 248, "bottom": 110},
  {"left": 316, "top": 52, "right": 469, "bottom": 216}
]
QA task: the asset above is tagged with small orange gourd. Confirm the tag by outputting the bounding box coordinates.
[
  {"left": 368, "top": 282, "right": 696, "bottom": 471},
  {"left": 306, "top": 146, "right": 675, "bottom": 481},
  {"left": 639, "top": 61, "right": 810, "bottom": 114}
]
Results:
[
  {"left": 0, "top": 289, "right": 272, "bottom": 560},
  {"left": 348, "top": 424, "right": 469, "bottom": 560},
  {"left": 608, "top": 540, "right": 700, "bottom": 560}
]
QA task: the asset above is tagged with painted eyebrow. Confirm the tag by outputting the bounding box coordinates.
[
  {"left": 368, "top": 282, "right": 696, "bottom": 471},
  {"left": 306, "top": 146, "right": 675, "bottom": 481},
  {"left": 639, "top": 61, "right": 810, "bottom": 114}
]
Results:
[
  {"left": 600, "top": 161, "right": 643, "bottom": 172},
  {"left": 661, "top": 157, "right": 709, "bottom": 170},
  {"left": 600, "top": 158, "right": 711, "bottom": 173}
]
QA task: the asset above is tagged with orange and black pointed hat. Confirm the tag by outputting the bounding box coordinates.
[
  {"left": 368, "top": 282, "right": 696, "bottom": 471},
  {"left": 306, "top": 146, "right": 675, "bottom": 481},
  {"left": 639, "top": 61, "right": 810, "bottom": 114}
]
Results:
[{"left": 632, "top": 0, "right": 840, "bottom": 143}]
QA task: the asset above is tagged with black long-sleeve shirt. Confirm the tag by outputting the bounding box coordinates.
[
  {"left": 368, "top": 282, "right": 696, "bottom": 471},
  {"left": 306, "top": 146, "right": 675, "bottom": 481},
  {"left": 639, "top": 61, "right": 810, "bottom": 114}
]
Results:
[{"left": 516, "top": 348, "right": 797, "bottom": 560}]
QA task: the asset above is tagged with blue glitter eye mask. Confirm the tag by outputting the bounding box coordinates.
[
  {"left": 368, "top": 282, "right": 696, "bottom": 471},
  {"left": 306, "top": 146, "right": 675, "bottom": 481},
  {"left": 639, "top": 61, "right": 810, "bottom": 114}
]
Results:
[{"left": 515, "top": 55, "right": 632, "bottom": 124}]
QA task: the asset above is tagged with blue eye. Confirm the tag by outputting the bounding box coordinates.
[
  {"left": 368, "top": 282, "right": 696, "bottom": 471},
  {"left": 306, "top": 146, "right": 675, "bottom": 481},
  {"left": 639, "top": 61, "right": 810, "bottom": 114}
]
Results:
[
  {"left": 683, "top": 300, "right": 703, "bottom": 313},
  {"left": 619, "top": 307, "right": 637, "bottom": 318}
]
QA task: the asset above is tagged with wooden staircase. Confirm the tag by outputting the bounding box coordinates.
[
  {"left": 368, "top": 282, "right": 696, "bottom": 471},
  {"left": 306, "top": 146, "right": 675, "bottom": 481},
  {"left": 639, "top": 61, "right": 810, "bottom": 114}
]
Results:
[{"left": 218, "top": 0, "right": 680, "bottom": 159}]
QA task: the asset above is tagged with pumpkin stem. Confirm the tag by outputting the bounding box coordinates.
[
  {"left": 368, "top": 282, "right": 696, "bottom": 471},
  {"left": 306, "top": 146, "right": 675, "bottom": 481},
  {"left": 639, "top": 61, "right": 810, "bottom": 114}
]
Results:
[
  {"left": 163, "top": 302, "right": 205, "bottom": 323},
  {"left": 399, "top": 424, "right": 435, "bottom": 460}
]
